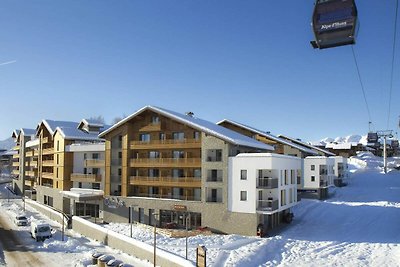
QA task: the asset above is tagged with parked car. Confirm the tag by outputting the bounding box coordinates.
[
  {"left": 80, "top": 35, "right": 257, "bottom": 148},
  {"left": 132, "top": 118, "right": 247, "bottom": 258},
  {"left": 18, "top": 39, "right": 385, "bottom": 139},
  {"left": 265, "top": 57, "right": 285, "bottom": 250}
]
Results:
[
  {"left": 30, "top": 221, "right": 52, "bottom": 241},
  {"left": 14, "top": 215, "right": 28, "bottom": 226},
  {"left": 106, "top": 259, "right": 123, "bottom": 266}
]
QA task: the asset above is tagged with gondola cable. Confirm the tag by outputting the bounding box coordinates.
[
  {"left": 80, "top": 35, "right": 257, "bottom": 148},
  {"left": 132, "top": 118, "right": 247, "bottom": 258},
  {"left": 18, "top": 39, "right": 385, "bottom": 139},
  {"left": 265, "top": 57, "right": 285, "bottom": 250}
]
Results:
[
  {"left": 351, "top": 45, "right": 373, "bottom": 127},
  {"left": 386, "top": 0, "right": 399, "bottom": 129}
]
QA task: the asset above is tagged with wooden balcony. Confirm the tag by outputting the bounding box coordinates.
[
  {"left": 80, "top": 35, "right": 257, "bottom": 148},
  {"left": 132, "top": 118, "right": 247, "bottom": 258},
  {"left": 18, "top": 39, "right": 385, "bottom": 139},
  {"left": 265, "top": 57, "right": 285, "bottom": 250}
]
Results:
[
  {"left": 131, "top": 193, "right": 200, "bottom": 201},
  {"left": 129, "top": 176, "right": 201, "bottom": 187},
  {"left": 42, "top": 147, "right": 54, "bottom": 155},
  {"left": 139, "top": 122, "right": 163, "bottom": 132},
  {"left": 42, "top": 160, "right": 54, "bottom": 167},
  {"left": 13, "top": 145, "right": 20, "bottom": 151},
  {"left": 70, "top": 173, "right": 102, "bottom": 183},
  {"left": 26, "top": 151, "right": 34, "bottom": 157},
  {"left": 130, "top": 158, "right": 201, "bottom": 168},
  {"left": 84, "top": 159, "right": 105, "bottom": 168},
  {"left": 41, "top": 172, "right": 53, "bottom": 179},
  {"left": 43, "top": 137, "right": 52, "bottom": 143},
  {"left": 30, "top": 161, "right": 38, "bottom": 168},
  {"left": 12, "top": 169, "right": 19, "bottom": 175},
  {"left": 25, "top": 170, "right": 37, "bottom": 177},
  {"left": 130, "top": 139, "right": 201, "bottom": 149},
  {"left": 34, "top": 150, "right": 39, "bottom": 156},
  {"left": 13, "top": 154, "right": 20, "bottom": 159},
  {"left": 12, "top": 161, "right": 19, "bottom": 167}
]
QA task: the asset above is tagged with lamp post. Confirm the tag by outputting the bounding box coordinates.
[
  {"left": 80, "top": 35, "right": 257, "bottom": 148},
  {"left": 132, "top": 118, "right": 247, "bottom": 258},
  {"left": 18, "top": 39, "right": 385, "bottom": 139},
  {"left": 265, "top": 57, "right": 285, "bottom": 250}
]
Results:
[
  {"left": 130, "top": 204, "right": 138, "bottom": 238},
  {"left": 153, "top": 212, "right": 159, "bottom": 267},
  {"left": 185, "top": 213, "right": 190, "bottom": 260}
]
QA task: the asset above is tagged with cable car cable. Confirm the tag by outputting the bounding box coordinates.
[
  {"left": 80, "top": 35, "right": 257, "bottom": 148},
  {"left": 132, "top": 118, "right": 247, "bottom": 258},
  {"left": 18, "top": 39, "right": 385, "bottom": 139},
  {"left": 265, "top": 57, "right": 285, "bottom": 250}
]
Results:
[
  {"left": 351, "top": 46, "right": 373, "bottom": 126},
  {"left": 386, "top": 0, "right": 399, "bottom": 129}
]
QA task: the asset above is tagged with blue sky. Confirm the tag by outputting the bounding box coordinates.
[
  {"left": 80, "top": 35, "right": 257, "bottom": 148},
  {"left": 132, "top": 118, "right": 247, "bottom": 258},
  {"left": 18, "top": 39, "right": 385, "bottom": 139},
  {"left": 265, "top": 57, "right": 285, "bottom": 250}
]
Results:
[{"left": 1, "top": 0, "right": 399, "bottom": 141}]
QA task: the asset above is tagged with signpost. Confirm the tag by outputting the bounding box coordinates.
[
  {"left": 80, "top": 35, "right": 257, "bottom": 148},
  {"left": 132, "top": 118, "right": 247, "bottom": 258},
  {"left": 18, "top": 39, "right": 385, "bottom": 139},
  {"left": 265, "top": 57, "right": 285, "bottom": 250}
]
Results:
[{"left": 196, "top": 245, "right": 207, "bottom": 267}]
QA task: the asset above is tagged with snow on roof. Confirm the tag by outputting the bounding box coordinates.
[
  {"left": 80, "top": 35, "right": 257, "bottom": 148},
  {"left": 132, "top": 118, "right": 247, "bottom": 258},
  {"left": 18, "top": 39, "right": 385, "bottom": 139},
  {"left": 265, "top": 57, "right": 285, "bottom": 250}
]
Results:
[
  {"left": 37, "top": 119, "right": 78, "bottom": 136},
  {"left": 278, "top": 134, "right": 336, "bottom": 156},
  {"left": 100, "top": 106, "right": 274, "bottom": 151},
  {"left": 62, "top": 188, "right": 103, "bottom": 201},
  {"left": 325, "top": 142, "right": 358, "bottom": 150},
  {"left": 20, "top": 128, "right": 36, "bottom": 137},
  {"left": 11, "top": 129, "right": 20, "bottom": 138},
  {"left": 217, "top": 119, "right": 318, "bottom": 155},
  {"left": 54, "top": 126, "right": 104, "bottom": 141}
]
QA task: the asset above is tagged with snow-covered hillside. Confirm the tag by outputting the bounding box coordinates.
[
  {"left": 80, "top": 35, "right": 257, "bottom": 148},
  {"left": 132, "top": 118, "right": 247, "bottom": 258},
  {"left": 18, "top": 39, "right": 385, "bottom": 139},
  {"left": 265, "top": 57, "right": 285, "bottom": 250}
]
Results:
[
  {"left": 0, "top": 137, "right": 14, "bottom": 150},
  {"left": 312, "top": 134, "right": 368, "bottom": 146}
]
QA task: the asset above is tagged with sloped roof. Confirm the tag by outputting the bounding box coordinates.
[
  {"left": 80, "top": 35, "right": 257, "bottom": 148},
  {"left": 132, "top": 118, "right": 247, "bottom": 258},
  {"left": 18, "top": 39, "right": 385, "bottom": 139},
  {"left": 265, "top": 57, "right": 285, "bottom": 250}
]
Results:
[
  {"left": 54, "top": 126, "right": 104, "bottom": 141},
  {"left": 99, "top": 105, "right": 274, "bottom": 150},
  {"left": 37, "top": 119, "right": 78, "bottom": 136},
  {"left": 217, "top": 119, "right": 319, "bottom": 155},
  {"left": 278, "top": 134, "right": 336, "bottom": 156},
  {"left": 11, "top": 129, "right": 20, "bottom": 139},
  {"left": 20, "top": 128, "right": 36, "bottom": 136}
]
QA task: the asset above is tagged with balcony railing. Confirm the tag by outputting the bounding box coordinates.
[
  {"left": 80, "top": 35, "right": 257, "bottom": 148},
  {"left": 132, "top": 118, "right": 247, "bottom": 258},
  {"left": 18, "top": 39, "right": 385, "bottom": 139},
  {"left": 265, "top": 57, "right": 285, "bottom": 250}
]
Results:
[
  {"left": 320, "top": 180, "right": 328, "bottom": 187},
  {"left": 26, "top": 151, "right": 34, "bottom": 157},
  {"left": 257, "top": 199, "right": 279, "bottom": 212},
  {"left": 84, "top": 159, "right": 105, "bottom": 168},
  {"left": 42, "top": 148, "right": 54, "bottom": 155},
  {"left": 12, "top": 169, "right": 19, "bottom": 175},
  {"left": 130, "top": 158, "right": 201, "bottom": 168},
  {"left": 138, "top": 122, "right": 162, "bottom": 132},
  {"left": 43, "top": 137, "right": 51, "bottom": 143},
  {"left": 41, "top": 172, "right": 53, "bottom": 179},
  {"left": 257, "top": 177, "right": 278, "bottom": 189},
  {"left": 12, "top": 162, "right": 19, "bottom": 167},
  {"left": 131, "top": 193, "right": 200, "bottom": 201},
  {"left": 25, "top": 170, "right": 37, "bottom": 177},
  {"left": 70, "top": 173, "right": 102, "bottom": 182},
  {"left": 206, "top": 196, "right": 223, "bottom": 203},
  {"left": 206, "top": 176, "right": 223, "bottom": 182},
  {"left": 42, "top": 160, "right": 54, "bottom": 167},
  {"left": 130, "top": 138, "right": 201, "bottom": 149},
  {"left": 129, "top": 176, "right": 201, "bottom": 187},
  {"left": 13, "top": 154, "right": 20, "bottom": 159}
]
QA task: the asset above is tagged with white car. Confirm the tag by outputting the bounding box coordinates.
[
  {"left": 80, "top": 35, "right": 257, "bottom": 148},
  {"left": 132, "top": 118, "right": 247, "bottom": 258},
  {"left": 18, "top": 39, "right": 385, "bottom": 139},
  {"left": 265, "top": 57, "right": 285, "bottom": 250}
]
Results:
[{"left": 14, "top": 215, "right": 28, "bottom": 226}]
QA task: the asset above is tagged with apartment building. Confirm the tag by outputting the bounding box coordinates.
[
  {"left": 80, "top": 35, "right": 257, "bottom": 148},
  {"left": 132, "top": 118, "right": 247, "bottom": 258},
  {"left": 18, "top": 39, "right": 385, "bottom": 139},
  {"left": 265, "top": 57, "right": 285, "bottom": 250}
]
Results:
[
  {"left": 331, "top": 156, "right": 349, "bottom": 187},
  {"left": 278, "top": 134, "right": 336, "bottom": 157},
  {"left": 11, "top": 128, "right": 36, "bottom": 195},
  {"left": 35, "top": 119, "right": 107, "bottom": 214},
  {"left": 99, "top": 105, "right": 275, "bottom": 235},
  {"left": 229, "top": 153, "right": 301, "bottom": 233},
  {"left": 302, "top": 156, "right": 335, "bottom": 199}
]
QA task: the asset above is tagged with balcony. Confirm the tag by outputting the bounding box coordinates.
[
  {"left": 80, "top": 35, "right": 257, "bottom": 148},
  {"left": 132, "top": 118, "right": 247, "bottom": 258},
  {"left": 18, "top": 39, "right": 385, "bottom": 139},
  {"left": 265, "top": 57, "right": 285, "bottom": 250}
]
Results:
[
  {"left": 13, "top": 154, "right": 20, "bottom": 159},
  {"left": 320, "top": 180, "right": 328, "bottom": 187},
  {"left": 30, "top": 161, "right": 38, "bottom": 168},
  {"left": 12, "top": 169, "right": 19, "bottom": 175},
  {"left": 34, "top": 150, "right": 39, "bottom": 156},
  {"left": 42, "top": 147, "right": 54, "bottom": 155},
  {"left": 131, "top": 193, "right": 200, "bottom": 201},
  {"left": 129, "top": 176, "right": 201, "bottom": 188},
  {"left": 138, "top": 122, "right": 162, "bottom": 132},
  {"left": 26, "top": 151, "right": 34, "bottom": 157},
  {"left": 130, "top": 158, "right": 201, "bottom": 168},
  {"left": 257, "top": 177, "right": 278, "bottom": 189},
  {"left": 25, "top": 170, "right": 37, "bottom": 177},
  {"left": 130, "top": 139, "right": 201, "bottom": 149},
  {"left": 257, "top": 199, "right": 279, "bottom": 212},
  {"left": 42, "top": 160, "right": 54, "bottom": 167},
  {"left": 12, "top": 161, "right": 19, "bottom": 167},
  {"left": 70, "top": 173, "right": 102, "bottom": 183},
  {"left": 42, "top": 172, "right": 53, "bottom": 179},
  {"left": 13, "top": 145, "right": 20, "bottom": 151},
  {"left": 43, "top": 137, "right": 51, "bottom": 143},
  {"left": 84, "top": 159, "right": 105, "bottom": 168}
]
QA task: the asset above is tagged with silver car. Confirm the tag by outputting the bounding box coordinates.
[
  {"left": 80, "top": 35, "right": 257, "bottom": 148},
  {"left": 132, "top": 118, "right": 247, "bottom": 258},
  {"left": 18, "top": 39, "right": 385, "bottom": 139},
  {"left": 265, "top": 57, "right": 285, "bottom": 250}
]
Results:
[{"left": 14, "top": 215, "right": 28, "bottom": 226}]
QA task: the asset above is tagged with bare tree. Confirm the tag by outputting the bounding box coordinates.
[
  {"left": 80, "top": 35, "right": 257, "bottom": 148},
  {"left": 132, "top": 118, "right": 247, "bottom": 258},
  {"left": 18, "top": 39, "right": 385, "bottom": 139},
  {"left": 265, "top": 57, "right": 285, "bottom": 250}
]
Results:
[
  {"left": 112, "top": 114, "right": 127, "bottom": 125},
  {"left": 88, "top": 115, "right": 105, "bottom": 124}
]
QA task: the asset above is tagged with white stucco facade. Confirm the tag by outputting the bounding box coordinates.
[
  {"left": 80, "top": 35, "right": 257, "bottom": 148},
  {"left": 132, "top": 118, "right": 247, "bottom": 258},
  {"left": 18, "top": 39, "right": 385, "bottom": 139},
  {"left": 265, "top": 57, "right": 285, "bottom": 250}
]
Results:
[
  {"left": 331, "top": 156, "right": 349, "bottom": 180},
  {"left": 303, "top": 156, "right": 335, "bottom": 190},
  {"left": 228, "top": 153, "right": 301, "bottom": 215}
]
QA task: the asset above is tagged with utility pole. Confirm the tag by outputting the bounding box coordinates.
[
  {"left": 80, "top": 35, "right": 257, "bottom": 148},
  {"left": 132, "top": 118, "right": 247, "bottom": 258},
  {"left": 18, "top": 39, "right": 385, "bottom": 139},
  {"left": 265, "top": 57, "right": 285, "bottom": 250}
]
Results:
[{"left": 377, "top": 130, "right": 394, "bottom": 174}]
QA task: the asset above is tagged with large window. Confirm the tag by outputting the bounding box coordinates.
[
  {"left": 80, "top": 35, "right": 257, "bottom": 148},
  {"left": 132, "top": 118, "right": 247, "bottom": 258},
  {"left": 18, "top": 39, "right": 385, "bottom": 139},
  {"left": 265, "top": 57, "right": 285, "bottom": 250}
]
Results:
[
  {"left": 206, "top": 149, "right": 222, "bottom": 162},
  {"left": 172, "top": 150, "right": 185, "bottom": 159},
  {"left": 149, "top": 151, "right": 160, "bottom": 158},
  {"left": 149, "top": 169, "right": 159, "bottom": 177},
  {"left": 172, "top": 132, "right": 185, "bottom": 140},
  {"left": 139, "top": 133, "right": 151, "bottom": 142},
  {"left": 172, "top": 169, "right": 184, "bottom": 178}
]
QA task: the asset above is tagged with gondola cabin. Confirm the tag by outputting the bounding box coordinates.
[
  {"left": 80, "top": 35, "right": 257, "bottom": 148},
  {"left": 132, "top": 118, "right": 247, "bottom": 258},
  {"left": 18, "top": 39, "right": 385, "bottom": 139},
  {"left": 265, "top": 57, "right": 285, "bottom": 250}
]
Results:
[
  {"left": 367, "top": 132, "right": 379, "bottom": 143},
  {"left": 311, "top": 0, "right": 358, "bottom": 49}
]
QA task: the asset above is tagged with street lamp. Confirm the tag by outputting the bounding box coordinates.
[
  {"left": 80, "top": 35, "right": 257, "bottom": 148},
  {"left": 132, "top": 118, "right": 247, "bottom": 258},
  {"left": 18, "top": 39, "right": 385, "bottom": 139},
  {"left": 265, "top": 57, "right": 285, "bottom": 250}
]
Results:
[
  {"left": 153, "top": 212, "right": 159, "bottom": 267},
  {"left": 130, "top": 205, "right": 138, "bottom": 238}
]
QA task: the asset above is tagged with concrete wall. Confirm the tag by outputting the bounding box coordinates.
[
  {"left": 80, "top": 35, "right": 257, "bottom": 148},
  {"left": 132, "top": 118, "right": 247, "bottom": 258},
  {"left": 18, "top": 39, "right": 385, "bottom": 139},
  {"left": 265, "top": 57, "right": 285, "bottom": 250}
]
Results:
[
  {"left": 36, "top": 185, "right": 70, "bottom": 213},
  {"left": 72, "top": 216, "right": 194, "bottom": 267},
  {"left": 26, "top": 198, "right": 69, "bottom": 226}
]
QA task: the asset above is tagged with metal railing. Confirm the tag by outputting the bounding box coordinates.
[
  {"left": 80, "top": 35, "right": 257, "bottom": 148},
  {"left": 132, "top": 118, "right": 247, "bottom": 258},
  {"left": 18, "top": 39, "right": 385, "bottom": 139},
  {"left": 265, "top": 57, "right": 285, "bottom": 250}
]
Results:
[
  {"left": 257, "top": 199, "right": 279, "bottom": 211},
  {"left": 70, "top": 173, "right": 102, "bottom": 182},
  {"left": 257, "top": 177, "right": 278, "bottom": 189}
]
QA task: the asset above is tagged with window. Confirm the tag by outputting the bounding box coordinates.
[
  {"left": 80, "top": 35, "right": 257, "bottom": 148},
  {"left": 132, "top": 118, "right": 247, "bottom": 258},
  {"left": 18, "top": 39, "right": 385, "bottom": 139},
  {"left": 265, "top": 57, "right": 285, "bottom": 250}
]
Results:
[
  {"left": 194, "top": 169, "right": 201, "bottom": 178},
  {"left": 83, "top": 168, "right": 87, "bottom": 174},
  {"left": 311, "top": 165, "right": 315, "bottom": 171},
  {"left": 311, "top": 176, "right": 315, "bottom": 182},
  {"left": 92, "top": 183, "right": 100, "bottom": 190},
  {"left": 206, "top": 149, "right": 222, "bottom": 162},
  {"left": 207, "top": 169, "right": 222, "bottom": 182},
  {"left": 56, "top": 154, "right": 59, "bottom": 165},
  {"left": 139, "top": 133, "right": 151, "bottom": 142},
  {"left": 118, "top": 168, "right": 122, "bottom": 176},
  {"left": 284, "top": 170, "right": 288, "bottom": 185},
  {"left": 172, "top": 169, "right": 184, "bottom": 178},
  {"left": 172, "top": 132, "right": 185, "bottom": 140},
  {"left": 149, "top": 169, "right": 159, "bottom": 177},
  {"left": 172, "top": 150, "right": 184, "bottom": 159},
  {"left": 84, "top": 153, "right": 87, "bottom": 160},
  {"left": 118, "top": 151, "right": 122, "bottom": 159},
  {"left": 57, "top": 140, "right": 59, "bottom": 151},
  {"left": 159, "top": 132, "right": 165, "bottom": 140},
  {"left": 240, "top": 170, "right": 247, "bottom": 180},
  {"left": 240, "top": 191, "right": 247, "bottom": 201},
  {"left": 149, "top": 151, "right": 160, "bottom": 158},
  {"left": 151, "top": 116, "right": 160, "bottom": 124},
  {"left": 193, "top": 131, "right": 200, "bottom": 140},
  {"left": 93, "top": 168, "right": 99, "bottom": 175},
  {"left": 78, "top": 182, "right": 82, "bottom": 188},
  {"left": 281, "top": 190, "right": 286, "bottom": 206},
  {"left": 92, "top": 153, "right": 99, "bottom": 159},
  {"left": 291, "top": 170, "right": 295, "bottom": 184}
]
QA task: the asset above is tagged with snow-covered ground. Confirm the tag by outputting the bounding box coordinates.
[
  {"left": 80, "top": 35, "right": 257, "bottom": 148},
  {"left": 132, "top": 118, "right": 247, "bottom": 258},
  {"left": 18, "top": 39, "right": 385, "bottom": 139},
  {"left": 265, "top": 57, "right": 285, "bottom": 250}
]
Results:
[{"left": 1, "top": 152, "right": 399, "bottom": 266}]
